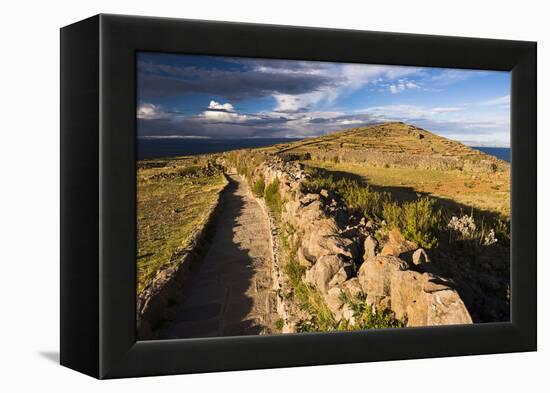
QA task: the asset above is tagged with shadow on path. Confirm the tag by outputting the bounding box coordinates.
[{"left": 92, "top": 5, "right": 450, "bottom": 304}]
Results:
[{"left": 155, "top": 174, "right": 277, "bottom": 339}]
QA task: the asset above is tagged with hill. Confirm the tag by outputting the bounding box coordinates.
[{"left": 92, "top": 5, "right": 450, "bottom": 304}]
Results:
[
  {"left": 257, "top": 122, "right": 510, "bottom": 216},
  {"left": 262, "top": 122, "right": 506, "bottom": 172}
]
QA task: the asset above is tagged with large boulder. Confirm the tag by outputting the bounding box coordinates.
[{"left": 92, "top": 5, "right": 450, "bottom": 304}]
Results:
[
  {"left": 302, "top": 232, "right": 357, "bottom": 261},
  {"left": 304, "top": 254, "right": 346, "bottom": 293},
  {"left": 380, "top": 228, "right": 417, "bottom": 257},
  {"left": 358, "top": 256, "right": 410, "bottom": 297},
  {"left": 357, "top": 255, "right": 472, "bottom": 326},
  {"left": 390, "top": 271, "right": 472, "bottom": 326}
]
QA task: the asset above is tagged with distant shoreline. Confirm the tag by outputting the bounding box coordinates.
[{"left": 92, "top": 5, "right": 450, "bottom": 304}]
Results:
[
  {"left": 137, "top": 137, "right": 510, "bottom": 163},
  {"left": 472, "top": 147, "right": 510, "bottom": 163}
]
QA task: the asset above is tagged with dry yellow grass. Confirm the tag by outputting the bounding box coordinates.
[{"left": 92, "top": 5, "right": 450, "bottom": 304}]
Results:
[{"left": 136, "top": 157, "right": 227, "bottom": 294}]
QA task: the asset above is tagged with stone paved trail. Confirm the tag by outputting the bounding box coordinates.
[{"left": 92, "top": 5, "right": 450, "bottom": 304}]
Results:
[{"left": 156, "top": 173, "right": 278, "bottom": 339}]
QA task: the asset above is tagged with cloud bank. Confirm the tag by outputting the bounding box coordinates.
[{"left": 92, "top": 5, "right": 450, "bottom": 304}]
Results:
[{"left": 137, "top": 54, "right": 510, "bottom": 147}]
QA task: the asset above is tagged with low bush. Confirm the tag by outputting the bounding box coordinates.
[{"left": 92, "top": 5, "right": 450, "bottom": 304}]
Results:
[
  {"left": 265, "top": 178, "right": 283, "bottom": 216},
  {"left": 383, "top": 197, "right": 441, "bottom": 249},
  {"left": 251, "top": 175, "right": 265, "bottom": 197},
  {"left": 303, "top": 173, "right": 390, "bottom": 221}
]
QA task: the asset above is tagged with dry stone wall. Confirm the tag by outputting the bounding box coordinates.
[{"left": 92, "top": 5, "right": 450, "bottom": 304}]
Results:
[{"left": 255, "top": 158, "right": 473, "bottom": 329}]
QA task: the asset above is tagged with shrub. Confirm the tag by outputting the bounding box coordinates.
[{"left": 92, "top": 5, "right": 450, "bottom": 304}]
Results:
[
  {"left": 447, "top": 213, "right": 505, "bottom": 247},
  {"left": 383, "top": 197, "right": 441, "bottom": 249},
  {"left": 251, "top": 175, "right": 265, "bottom": 197},
  {"left": 275, "top": 318, "right": 285, "bottom": 330},
  {"left": 401, "top": 197, "right": 441, "bottom": 249},
  {"left": 305, "top": 166, "right": 440, "bottom": 249},
  {"left": 265, "top": 178, "right": 283, "bottom": 216},
  {"left": 303, "top": 173, "right": 390, "bottom": 221}
]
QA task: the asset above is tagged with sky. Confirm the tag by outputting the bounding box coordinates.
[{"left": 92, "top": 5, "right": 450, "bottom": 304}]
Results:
[{"left": 137, "top": 52, "right": 510, "bottom": 147}]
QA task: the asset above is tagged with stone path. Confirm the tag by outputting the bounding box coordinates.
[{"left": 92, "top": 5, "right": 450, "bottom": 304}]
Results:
[{"left": 155, "top": 173, "right": 278, "bottom": 339}]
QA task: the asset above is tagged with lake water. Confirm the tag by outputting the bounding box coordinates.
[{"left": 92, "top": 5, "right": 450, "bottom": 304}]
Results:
[
  {"left": 138, "top": 138, "right": 301, "bottom": 160},
  {"left": 472, "top": 147, "right": 510, "bottom": 163},
  {"left": 138, "top": 138, "right": 511, "bottom": 164}
]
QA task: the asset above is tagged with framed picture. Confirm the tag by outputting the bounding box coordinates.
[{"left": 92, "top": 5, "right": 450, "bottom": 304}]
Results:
[{"left": 60, "top": 14, "right": 536, "bottom": 379}]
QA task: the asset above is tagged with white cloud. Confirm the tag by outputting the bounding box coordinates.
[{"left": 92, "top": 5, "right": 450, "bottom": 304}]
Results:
[
  {"left": 481, "top": 95, "right": 510, "bottom": 106},
  {"left": 356, "top": 104, "right": 463, "bottom": 119},
  {"left": 389, "top": 79, "right": 420, "bottom": 94},
  {"left": 201, "top": 102, "right": 249, "bottom": 122},
  {"left": 208, "top": 100, "right": 235, "bottom": 112},
  {"left": 273, "top": 64, "right": 425, "bottom": 111},
  {"left": 430, "top": 69, "right": 487, "bottom": 85},
  {"left": 137, "top": 103, "right": 162, "bottom": 119}
]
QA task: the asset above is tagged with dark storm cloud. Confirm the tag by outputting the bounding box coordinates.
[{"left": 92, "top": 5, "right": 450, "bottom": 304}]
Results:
[
  {"left": 138, "top": 61, "right": 342, "bottom": 101},
  {"left": 138, "top": 117, "right": 290, "bottom": 139}
]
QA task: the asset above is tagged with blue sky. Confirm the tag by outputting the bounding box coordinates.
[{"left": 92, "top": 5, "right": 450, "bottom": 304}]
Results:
[{"left": 137, "top": 52, "right": 510, "bottom": 147}]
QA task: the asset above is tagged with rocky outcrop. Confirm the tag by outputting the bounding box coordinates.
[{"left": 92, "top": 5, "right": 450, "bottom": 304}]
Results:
[
  {"left": 357, "top": 256, "right": 472, "bottom": 326},
  {"left": 251, "top": 157, "right": 473, "bottom": 329}
]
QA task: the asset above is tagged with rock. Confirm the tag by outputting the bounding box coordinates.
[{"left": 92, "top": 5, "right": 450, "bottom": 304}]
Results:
[
  {"left": 423, "top": 275, "right": 453, "bottom": 293},
  {"left": 380, "top": 228, "right": 417, "bottom": 257},
  {"left": 325, "top": 287, "right": 344, "bottom": 312},
  {"left": 305, "top": 254, "right": 345, "bottom": 293},
  {"left": 412, "top": 248, "right": 430, "bottom": 266},
  {"left": 389, "top": 271, "right": 472, "bottom": 326},
  {"left": 341, "top": 277, "right": 363, "bottom": 299},
  {"left": 328, "top": 264, "right": 353, "bottom": 288},
  {"left": 365, "top": 220, "right": 376, "bottom": 230},
  {"left": 341, "top": 303, "right": 356, "bottom": 325},
  {"left": 363, "top": 235, "right": 378, "bottom": 261},
  {"left": 302, "top": 232, "right": 356, "bottom": 261},
  {"left": 357, "top": 256, "right": 410, "bottom": 301},
  {"left": 297, "top": 247, "right": 314, "bottom": 268},
  {"left": 300, "top": 193, "right": 320, "bottom": 205},
  {"left": 320, "top": 189, "right": 329, "bottom": 198}
]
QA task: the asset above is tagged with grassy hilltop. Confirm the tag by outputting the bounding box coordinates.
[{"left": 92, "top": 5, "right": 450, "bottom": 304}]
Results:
[{"left": 259, "top": 122, "right": 510, "bottom": 217}]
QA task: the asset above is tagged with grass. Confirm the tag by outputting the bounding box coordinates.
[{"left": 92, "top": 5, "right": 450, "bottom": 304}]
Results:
[
  {"left": 382, "top": 197, "right": 441, "bottom": 249},
  {"left": 304, "top": 168, "right": 441, "bottom": 249},
  {"left": 264, "top": 178, "right": 283, "bottom": 217},
  {"left": 337, "top": 292, "right": 404, "bottom": 330},
  {"left": 136, "top": 157, "right": 226, "bottom": 294},
  {"left": 308, "top": 160, "right": 510, "bottom": 217},
  {"left": 251, "top": 175, "right": 265, "bottom": 197}
]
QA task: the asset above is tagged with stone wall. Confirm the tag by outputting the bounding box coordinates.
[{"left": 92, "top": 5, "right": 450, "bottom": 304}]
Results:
[
  {"left": 308, "top": 149, "right": 506, "bottom": 173},
  {"left": 254, "top": 158, "right": 473, "bottom": 329}
]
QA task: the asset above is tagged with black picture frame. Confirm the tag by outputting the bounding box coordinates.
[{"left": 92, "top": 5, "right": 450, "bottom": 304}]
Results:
[{"left": 60, "top": 14, "right": 537, "bottom": 379}]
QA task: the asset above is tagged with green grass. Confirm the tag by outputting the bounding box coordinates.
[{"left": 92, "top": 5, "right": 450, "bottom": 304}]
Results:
[
  {"left": 382, "top": 197, "right": 441, "bottom": 249},
  {"left": 304, "top": 167, "right": 441, "bottom": 248},
  {"left": 136, "top": 157, "right": 226, "bottom": 294},
  {"left": 303, "top": 169, "right": 390, "bottom": 221},
  {"left": 265, "top": 178, "right": 283, "bottom": 217},
  {"left": 337, "top": 292, "right": 404, "bottom": 330},
  {"left": 251, "top": 175, "right": 266, "bottom": 197}
]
